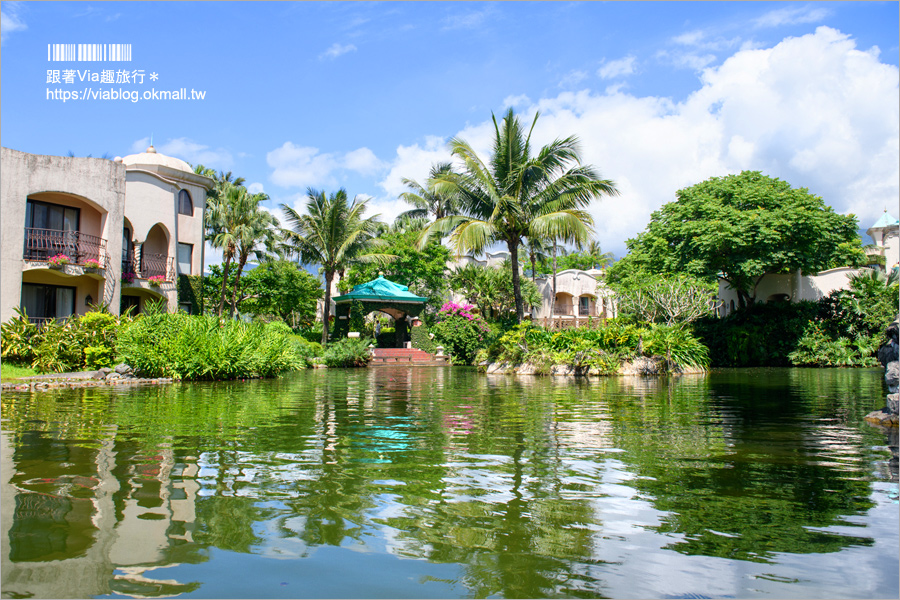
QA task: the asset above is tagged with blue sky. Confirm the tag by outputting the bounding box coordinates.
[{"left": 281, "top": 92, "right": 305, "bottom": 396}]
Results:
[{"left": 2, "top": 1, "right": 898, "bottom": 264}]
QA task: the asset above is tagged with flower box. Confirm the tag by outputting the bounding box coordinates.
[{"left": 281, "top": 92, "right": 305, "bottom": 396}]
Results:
[
  {"left": 48, "top": 254, "right": 71, "bottom": 268},
  {"left": 148, "top": 275, "right": 166, "bottom": 287},
  {"left": 82, "top": 259, "right": 102, "bottom": 270}
]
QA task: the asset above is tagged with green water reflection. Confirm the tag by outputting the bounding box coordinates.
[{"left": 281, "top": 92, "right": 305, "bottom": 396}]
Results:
[{"left": 1, "top": 368, "right": 897, "bottom": 599}]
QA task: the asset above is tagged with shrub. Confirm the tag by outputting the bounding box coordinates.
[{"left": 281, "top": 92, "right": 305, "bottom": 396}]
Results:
[
  {"left": 321, "top": 337, "right": 372, "bottom": 368},
  {"left": 116, "top": 304, "right": 307, "bottom": 379},
  {"left": 641, "top": 324, "right": 710, "bottom": 369},
  {"left": 0, "top": 309, "right": 40, "bottom": 364},
  {"left": 410, "top": 322, "right": 436, "bottom": 354},
  {"left": 788, "top": 323, "right": 876, "bottom": 367},
  {"left": 431, "top": 302, "right": 492, "bottom": 365}
]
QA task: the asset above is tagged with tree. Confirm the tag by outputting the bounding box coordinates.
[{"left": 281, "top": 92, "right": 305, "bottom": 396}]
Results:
[
  {"left": 448, "top": 261, "right": 541, "bottom": 321},
  {"left": 281, "top": 188, "right": 393, "bottom": 345},
  {"left": 418, "top": 108, "right": 618, "bottom": 323},
  {"left": 227, "top": 194, "right": 279, "bottom": 318},
  {"left": 611, "top": 273, "right": 717, "bottom": 326},
  {"left": 239, "top": 260, "right": 323, "bottom": 327},
  {"left": 207, "top": 184, "right": 252, "bottom": 316},
  {"left": 396, "top": 162, "right": 459, "bottom": 225},
  {"left": 340, "top": 229, "right": 451, "bottom": 317},
  {"left": 610, "top": 171, "right": 865, "bottom": 308}
]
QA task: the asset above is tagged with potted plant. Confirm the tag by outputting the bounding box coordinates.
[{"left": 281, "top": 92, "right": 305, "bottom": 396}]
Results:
[
  {"left": 148, "top": 275, "right": 166, "bottom": 287},
  {"left": 82, "top": 258, "right": 102, "bottom": 271},
  {"left": 121, "top": 271, "right": 135, "bottom": 284},
  {"left": 48, "top": 254, "right": 71, "bottom": 268}
]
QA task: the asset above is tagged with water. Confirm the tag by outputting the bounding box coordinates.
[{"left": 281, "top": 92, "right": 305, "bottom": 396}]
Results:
[{"left": 1, "top": 367, "right": 897, "bottom": 599}]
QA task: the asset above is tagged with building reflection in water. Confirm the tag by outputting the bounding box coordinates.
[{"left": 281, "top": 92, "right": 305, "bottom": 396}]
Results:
[{"left": 1, "top": 430, "right": 202, "bottom": 598}]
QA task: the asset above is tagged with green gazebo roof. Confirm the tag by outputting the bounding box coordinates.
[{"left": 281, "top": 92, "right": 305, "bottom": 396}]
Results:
[{"left": 333, "top": 276, "right": 428, "bottom": 304}]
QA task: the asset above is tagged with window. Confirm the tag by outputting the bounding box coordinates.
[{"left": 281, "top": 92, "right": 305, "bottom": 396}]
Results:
[
  {"left": 579, "top": 296, "right": 591, "bottom": 316},
  {"left": 21, "top": 283, "right": 76, "bottom": 323},
  {"left": 24, "top": 199, "right": 81, "bottom": 260},
  {"left": 121, "top": 295, "right": 141, "bottom": 315},
  {"left": 178, "top": 189, "right": 193, "bottom": 216},
  {"left": 177, "top": 243, "right": 193, "bottom": 275}
]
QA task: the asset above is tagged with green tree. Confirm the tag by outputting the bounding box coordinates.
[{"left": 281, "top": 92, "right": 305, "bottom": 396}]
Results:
[
  {"left": 239, "top": 260, "right": 323, "bottom": 327},
  {"left": 449, "top": 261, "right": 541, "bottom": 321},
  {"left": 396, "top": 162, "right": 459, "bottom": 225},
  {"left": 340, "top": 229, "right": 451, "bottom": 317},
  {"left": 206, "top": 184, "right": 251, "bottom": 316},
  {"left": 610, "top": 171, "right": 865, "bottom": 308},
  {"left": 418, "top": 108, "right": 618, "bottom": 323},
  {"left": 281, "top": 188, "right": 393, "bottom": 345},
  {"left": 227, "top": 194, "right": 279, "bottom": 318}
]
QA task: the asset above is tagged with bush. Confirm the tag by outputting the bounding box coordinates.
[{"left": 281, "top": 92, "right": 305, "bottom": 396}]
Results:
[
  {"left": 321, "top": 337, "right": 372, "bottom": 368},
  {"left": 788, "top": 323, "right": 877, "bottom": 367},
  {"left": 0, "top": 309, "right": 40, "bottom": 364},
  {"left": 431, "top": 302, "right": 492, "bottom": 365},
  {"left": 116, "top": 304, "right": 307, "bottom": 379}
]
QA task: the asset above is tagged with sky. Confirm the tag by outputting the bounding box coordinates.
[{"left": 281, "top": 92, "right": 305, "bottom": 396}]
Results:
[{"left": 2, "top": 1, "right": 898, "bottom": 266}]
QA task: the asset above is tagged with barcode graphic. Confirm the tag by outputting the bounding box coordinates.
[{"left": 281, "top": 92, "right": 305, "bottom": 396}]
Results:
[{"left": 47, "top": 44, "right": 132, "bottom": 62}]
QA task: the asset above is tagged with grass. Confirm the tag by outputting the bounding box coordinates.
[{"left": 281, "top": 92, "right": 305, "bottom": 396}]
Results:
[{"left": 1, "top": 362, "right": 37, "bottom": 381}]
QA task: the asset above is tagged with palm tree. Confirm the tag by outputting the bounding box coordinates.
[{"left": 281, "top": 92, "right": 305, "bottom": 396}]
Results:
[
  {"left": 418, "top": 108, "right": 619, "bottom": 323},
  {"left": 207, "top": 184, "right": 254, "bottom": 316},
  {"left": 281, "top": 188, "right": 393, "bottom": 345},
  {"left": 577, "top": 239, "right": 614, "bottom": 270},
  {"left": 396, "top": 162, "right": 459, "bottom": 225},
  {"left": 228, "top": 193, "right": 279, "bottom": 318}
]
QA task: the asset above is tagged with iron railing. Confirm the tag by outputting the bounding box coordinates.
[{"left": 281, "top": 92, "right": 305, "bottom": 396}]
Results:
[
  {"left": 122, "top": 249, "right": 174, "bottom": 281},
  {"left": 24, "top": 228, "right": 107, "bottom": 267},
  {"left": 553, "top": 305, "right": 574, "bottom": 316}
]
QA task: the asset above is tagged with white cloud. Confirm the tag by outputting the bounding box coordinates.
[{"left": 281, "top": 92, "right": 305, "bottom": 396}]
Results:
[
  {"left": 754, "top": 4, "right": 831, "bottom": 29},
  {"left": 559, "top": 70, "right": 589, "bottom": 88},
  {"left": 598, "top": 56, "right": 636, "bottom": 80},
  {"left": 503, "top": 94, "right": 531, "bottom": 109},
  {"left": 127, "top": 136, "right": 233, "bottom": 170},
  {"left": 343, "top": 147, "right": 385, "bottom": 175},
  {"left": 376, "top": 26, "right": 898, "bottom": 258},
  {"left": 1, "top": 2, "right": 27, "bottom": 45},
  {"left": 267, "top": 143, "right": 388, "bottom": 190},
  {"left": 442, "top": 5, "right": 496, "bottom": 30},
  {"left": 247, "top": 182, "right": 265, "bottom": 195},
  {"left": 319, "top": 42, "right": 357, "bottom": 60}
]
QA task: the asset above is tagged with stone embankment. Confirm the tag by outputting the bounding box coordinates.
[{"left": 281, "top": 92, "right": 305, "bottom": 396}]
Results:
[
  {"left": 484, "top": 356, "right": 704, "bottom": 376},
  {"left": 1, "top": 363, "right": 175, "bottom": 392},
  {"left": 865, "top": 320, "right": 899, "bottom": 427}
]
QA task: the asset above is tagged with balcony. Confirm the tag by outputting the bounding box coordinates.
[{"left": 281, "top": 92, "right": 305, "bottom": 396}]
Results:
[
  {"left": 24, "top": 228, "right": 108, "bottom": 268},
  {"left": 122, "top": 250, "right": 175, "bottom": 281}
]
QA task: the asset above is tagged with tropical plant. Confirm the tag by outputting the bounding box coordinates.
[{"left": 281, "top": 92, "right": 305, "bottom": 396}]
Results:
[
  {"left": 396, "top": 162, "right": 459, "bottom": 226},
  {"left": 431, "top": 302, "right": 493, "bottom": 365},
  {"left": 418, "top": 107, "right": 618, "bottom": 323},
  {"left": 612, "top": 273, "right": 717, "bottom": 326},
  {"left": 281, "top": 188, "right": 394, "bottom": 345},
  {"left": 227, "top": 193, "right": 279, "bottom": 318},
  {"left": 448, "top": 261, "right": 541, "bottom": 320},
  {"left": 320, "top": 337, "right": 372, "bottom": 368}
]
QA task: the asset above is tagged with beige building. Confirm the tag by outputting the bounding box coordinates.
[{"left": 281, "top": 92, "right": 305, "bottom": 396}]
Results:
[
  {"left": 447, "top": 250, "right": 618, "bottom": 327},
  {"left": 0, "top": 146, "right": 212, "bottom": 323}
]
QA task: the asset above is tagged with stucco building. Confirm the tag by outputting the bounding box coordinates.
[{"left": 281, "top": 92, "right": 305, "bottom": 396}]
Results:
[{"left": 0, "top": 146, "right": 212, "bottom": 323}]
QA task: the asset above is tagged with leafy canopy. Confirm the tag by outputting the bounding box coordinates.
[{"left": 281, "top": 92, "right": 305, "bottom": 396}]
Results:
[{"left": 609, "top": 171, "right": 864, "bottom": 306}]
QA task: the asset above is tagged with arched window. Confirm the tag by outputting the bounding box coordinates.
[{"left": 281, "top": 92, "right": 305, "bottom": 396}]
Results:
[{"left": 178, "top": 189, "right": 193, "bottom": 216}]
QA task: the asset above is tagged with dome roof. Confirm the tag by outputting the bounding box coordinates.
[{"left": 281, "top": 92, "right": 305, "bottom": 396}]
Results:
[{"left": 121, "top": 145, "right": 193, "bottom": 173}]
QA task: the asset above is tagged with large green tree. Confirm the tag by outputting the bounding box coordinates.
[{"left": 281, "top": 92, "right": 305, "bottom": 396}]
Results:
[
  {"left": 281, "top": 188, "right": 392, "bottom": 345},
  {"left": 227, "top": 195, "right": 279, "bottom": 318},
  {"left": 610, "top": 171, "right": 865, "bottom": 308},
  {"left": 418, "top": 108, "right": 618, "bottom": 323},
  {"left": 239, "top": 260, "right": 323, "bottom": 327}
]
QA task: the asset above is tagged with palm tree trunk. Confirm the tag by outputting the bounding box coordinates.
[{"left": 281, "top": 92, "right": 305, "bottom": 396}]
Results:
[
  {"left": 218, "top": 253, "right": 233, "bottom": 317},
  {"left": 321, "top": 270, "right": 334, "bottom": 345},
  {"left": 229, "top": 255, "right": 248, "bottom": 319},
  {"left": 530, "top": 253, "right": 537, "bottom": 284},
  {"left": 550, "top": 243, "right": 558, "bottom": 324},
  {"left": 509, "top": 241, "right": 524, "bottom": 323}
]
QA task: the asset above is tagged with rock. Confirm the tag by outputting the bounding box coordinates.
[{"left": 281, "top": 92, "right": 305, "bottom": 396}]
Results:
[
  {"left": 91, "top": 371, "right": 107, "bottom": 380},
  {"left": 486, "top": 362, "right": 513, "bottom": 374},
  {"left": 550, "top": 364, "right": 575, "bottom": 376},
  {"left": 878, "top": 322, "right": 900, "bottom": 367},
  {"left": 619, "top": 356, "right": 667, "bottom": 375},
  {"left": 514, "top": 363, "right": 538, "bottom": 375},
  {"left": 106, "top": 372, "right": 121, "bottom": 381},
  {"left": 888, "top": 393, "right": 899, "bottom": 415},
  {"left": 885, "top": 362, "right": 899, "bottom": 395},
  {"left": 100, "top": 367, "right": 113, "bottom": 375},
  {"left": 114, "top": 363, "right": 133, "bottom": 375}
]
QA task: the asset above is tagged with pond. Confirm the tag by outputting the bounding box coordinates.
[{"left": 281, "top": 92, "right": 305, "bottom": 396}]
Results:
[{"left": 1, "top": 367, "right": 897, "bottom": 599}]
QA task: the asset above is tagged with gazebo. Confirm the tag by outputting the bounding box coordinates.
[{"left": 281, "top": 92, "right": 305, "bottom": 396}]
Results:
[{"left": 331, "top": 276, "right": 428, "bottom": 346}]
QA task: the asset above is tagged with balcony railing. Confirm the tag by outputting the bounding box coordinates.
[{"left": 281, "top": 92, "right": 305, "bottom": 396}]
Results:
[
  {"left": 24, "top": 228, "right": 108, "bottom": 267},
  {"left": 553, "top": 305, "right": 575, "bottom": 316},
  {"left": 123, "top": 249, "right": 174, "bottom": 281}
]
